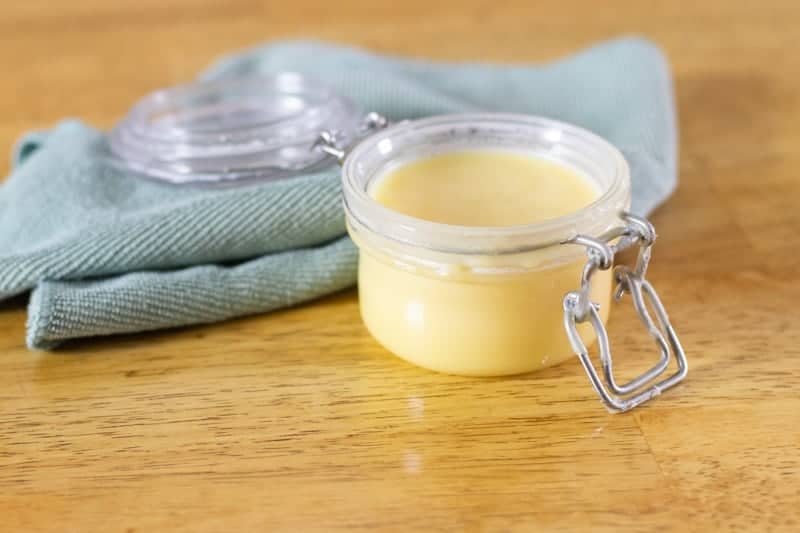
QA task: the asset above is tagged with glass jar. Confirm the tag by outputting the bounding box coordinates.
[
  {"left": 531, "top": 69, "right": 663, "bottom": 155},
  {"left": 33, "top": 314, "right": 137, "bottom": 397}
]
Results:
[
  {"left": 341, "top": 113, "right": 687, "bottom": 412},
  {"left": 342, "top": 113, "right": 629, "bottom": 376}
]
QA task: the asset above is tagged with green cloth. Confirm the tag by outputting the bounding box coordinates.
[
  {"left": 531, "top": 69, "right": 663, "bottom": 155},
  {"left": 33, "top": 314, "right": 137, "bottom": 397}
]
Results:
[{"left": 0, "top": 36, "right": 677, "bottom": 349}]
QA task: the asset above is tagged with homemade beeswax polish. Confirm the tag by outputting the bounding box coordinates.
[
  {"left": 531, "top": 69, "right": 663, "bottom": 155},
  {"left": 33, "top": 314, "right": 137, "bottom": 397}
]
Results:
[
  {"left": 357, "top": 150, "right": 612, "bottom": 376},
  {"left": 371, "top": 151, "right": 598, "bottom": 226}
]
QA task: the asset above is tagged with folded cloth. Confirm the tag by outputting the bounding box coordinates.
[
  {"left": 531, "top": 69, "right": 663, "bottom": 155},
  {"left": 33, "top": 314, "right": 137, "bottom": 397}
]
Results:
[{"left": 0, "top": 36, "right": 678, "bottom": 349}]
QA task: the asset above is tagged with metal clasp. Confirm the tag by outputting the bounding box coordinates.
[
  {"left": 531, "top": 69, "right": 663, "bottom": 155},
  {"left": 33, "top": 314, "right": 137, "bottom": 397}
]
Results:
[
  {"left": 313, "top": 112, "right": 389, "bottom": 164},
  {"left": 562, "top": 213, "right": 688, "bottom": 413}
]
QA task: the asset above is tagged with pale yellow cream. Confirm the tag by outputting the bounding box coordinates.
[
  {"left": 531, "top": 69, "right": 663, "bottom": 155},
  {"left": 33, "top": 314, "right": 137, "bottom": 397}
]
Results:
[{"left": 358, "top": 150, "right": 611, "bottom": 376}]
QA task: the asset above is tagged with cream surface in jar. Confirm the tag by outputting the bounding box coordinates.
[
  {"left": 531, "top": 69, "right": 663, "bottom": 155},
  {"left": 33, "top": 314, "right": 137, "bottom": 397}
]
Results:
[
  {"left": 371, "top": 150, "right": 597, "bottom": 225},
  {"left": 343, "top": 114, "right": 630, "bottom": 377}
]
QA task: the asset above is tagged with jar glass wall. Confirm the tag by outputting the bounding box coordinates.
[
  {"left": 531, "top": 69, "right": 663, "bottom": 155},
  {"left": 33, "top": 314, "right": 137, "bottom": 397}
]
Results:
[{"left": 342, "top": 114, "right": 631, "bottom": 376}]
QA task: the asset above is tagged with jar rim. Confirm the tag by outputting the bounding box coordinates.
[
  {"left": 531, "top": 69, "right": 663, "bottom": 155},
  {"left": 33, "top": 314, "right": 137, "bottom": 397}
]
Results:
[{"left": 342, "top": 113, "right": 631, "bottom": 256}]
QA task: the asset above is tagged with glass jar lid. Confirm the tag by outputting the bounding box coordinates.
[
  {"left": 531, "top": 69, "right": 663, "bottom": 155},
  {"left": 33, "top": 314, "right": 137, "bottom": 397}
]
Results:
[{"left": 107, "top": 73, "right": 362, "bottom": 185}]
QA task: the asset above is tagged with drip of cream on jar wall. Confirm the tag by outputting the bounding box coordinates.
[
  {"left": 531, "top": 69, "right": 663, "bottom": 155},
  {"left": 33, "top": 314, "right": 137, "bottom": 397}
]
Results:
[{"left": 342, "top": 114, "right": 627, "bottom": 377}]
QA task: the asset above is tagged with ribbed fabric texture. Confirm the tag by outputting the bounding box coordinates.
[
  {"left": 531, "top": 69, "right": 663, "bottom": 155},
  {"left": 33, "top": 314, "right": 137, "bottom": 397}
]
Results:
[{"left": 0, "top": 36, "right": 678, "bottom": 349}]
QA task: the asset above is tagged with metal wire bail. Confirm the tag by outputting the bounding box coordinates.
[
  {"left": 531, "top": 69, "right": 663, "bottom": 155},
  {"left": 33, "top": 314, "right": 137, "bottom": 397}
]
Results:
[
  {"left": 562, "top": 213, "right": 688, "bottom": 413},
  {"left": 313, "top": 112, "right": 390, "bottom": 164}
]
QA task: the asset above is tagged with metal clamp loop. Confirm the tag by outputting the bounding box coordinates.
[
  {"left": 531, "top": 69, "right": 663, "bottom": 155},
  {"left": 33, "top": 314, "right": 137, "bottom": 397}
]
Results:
[
  {"left": 313, "top": 112, "right": 390, "bottom": 164},
  {"left": 563, "top": 213, "right": 688, "bottom": 413}
]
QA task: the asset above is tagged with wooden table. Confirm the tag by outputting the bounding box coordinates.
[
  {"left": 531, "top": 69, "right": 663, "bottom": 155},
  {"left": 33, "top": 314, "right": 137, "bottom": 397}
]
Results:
[{"left": 2, "top": 1, "right": 799, "bottom": 531}]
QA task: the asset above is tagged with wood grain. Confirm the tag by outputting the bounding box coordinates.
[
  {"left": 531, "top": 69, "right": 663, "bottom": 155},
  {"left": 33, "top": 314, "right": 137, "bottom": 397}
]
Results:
[{"left": 1, "top": 1, "right": 799, "bottom": 531}]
